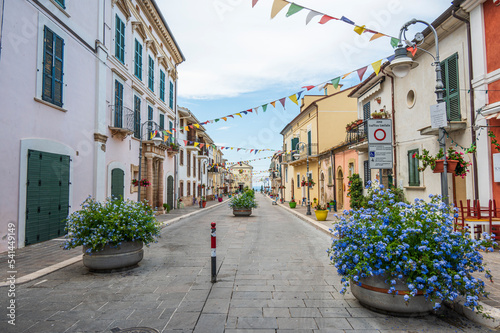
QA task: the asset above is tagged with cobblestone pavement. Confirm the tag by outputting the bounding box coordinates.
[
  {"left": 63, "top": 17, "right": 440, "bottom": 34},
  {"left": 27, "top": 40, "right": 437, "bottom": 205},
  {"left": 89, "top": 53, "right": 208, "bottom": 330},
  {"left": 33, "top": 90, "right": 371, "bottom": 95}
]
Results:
[{"left": 0, "top": 196, "right": 494, "bottom": 332}]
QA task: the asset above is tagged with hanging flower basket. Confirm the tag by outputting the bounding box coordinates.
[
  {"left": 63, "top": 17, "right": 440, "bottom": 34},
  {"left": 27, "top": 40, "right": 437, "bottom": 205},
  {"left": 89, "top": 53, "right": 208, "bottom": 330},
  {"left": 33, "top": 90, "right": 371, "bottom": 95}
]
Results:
[{"left": 432, "top": 160, "right": 459, "bottom": 174}]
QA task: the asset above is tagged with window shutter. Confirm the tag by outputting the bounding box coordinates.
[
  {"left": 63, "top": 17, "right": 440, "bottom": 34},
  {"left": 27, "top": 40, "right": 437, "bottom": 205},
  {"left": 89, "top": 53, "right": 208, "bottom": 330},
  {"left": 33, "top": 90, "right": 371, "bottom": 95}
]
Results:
[
  {"left": 160, "top": 70, "right": 166, "bottom": 101},
  {"left": 307, "top": 131, "right": 312, "bottom": 155},
  {"left": 148, "top": 56, "right": 154, "bottom": 91},
  {"left": 363, "top": 102, "right": 370, "bottom": 120},
  {"left": 441, "top": 53, "right": 461, "bottom": 121},
  {"left": 114, "top": 80, "right": 123, "bottom": 127},
  {"left": 159, "top": 114, "right": 164, "bottom": 130},
  {"left": 42, "top": 27, "right": 54, "bottom": 102},
  {"left": 53, "top": 35, "right": 64, "bottom": 107},
  {"left": 169, "top": 121, "right": 173, "bottom": 143},
  {"left": 111, "top": 169, "right": 125, "bottom": 199},
  {"left": 134, "top": 40, "right": 142, "bottom": 80},
  {"left": 363, "top": 160, "right": 370, "bottom": 187},
  {"left": 42, "top": 27, "right": 64, "bottom": 106},
  {"left": 134, "top": 96, "right": 141, "bottom": 139},
  {"left": 169, "top": 81, "right": 174, "bottom": 109},
  {"left": 115, "top": 15, "right": 125, "bottom": 63},
  {"left": 408, "top": 149, "right": 420, "bottom": 186}
]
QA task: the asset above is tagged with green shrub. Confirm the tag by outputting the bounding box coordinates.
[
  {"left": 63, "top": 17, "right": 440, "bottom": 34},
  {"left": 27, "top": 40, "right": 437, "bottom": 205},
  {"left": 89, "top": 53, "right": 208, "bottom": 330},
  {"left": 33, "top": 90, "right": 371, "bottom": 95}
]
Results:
[
  {"left": 229, "top": 192, "right": 258, "bottom": 209},
  {"left": 348, "top": 174, "right": 364, "bottom": 209}
]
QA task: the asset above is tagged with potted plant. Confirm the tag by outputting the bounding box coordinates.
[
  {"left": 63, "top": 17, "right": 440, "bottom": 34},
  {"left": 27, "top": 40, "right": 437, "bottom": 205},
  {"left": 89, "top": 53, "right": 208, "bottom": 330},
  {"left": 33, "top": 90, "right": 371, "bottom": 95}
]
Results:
[
  {"left": 371, "top": 111, "right": 386, "bottom": 119},
  {"left": 308, "top": 179, "right": 315, "bottom": 187},
  {"left": 229, "top": 190, "right": 258, "bottom": 216},
  {"left": 163, "top": 203, "right": 171, "bottom": 213},
  {"left": 289, "top": 198, "right": 297, "bottom": 209},
  {"left": 413, "top": 148, "right": 470, "bottom": 178},
  {"left": 328, "top": 183, "right": 492, "bottom": 316},
  {"left": 131, "top": 179, "right": 139, "bottom": 187},
  {"left": 330, "top": 200, "right": 336, "bottom": 212},
  {"left": 139, "top": 179, "right": 150, "bottom": 187},
  {"left": 63, "top": 197, "right": 161, "bottom": 272},
  {"left": 200, "top": 196, "right": 207, "bottom": 208},
  {"left": 314, "top": 204, "right": 328, "bottom": 221}
]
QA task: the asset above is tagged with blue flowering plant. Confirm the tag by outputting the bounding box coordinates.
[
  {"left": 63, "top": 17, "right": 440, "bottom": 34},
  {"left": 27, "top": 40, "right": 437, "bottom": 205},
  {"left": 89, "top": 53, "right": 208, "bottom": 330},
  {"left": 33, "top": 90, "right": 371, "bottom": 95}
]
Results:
[
  {"left": 328, "top": 183, "right": 494, "bottom": 313},
  {"left": 63, "top": 197, "right": 161, "bottom": 253}
]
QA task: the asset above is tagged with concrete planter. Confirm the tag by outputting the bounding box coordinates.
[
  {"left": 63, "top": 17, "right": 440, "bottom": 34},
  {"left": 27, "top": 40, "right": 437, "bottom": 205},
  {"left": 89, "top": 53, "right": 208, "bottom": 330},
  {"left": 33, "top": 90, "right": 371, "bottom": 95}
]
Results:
[
  {"left": 83, "top": 241, "right": 144, "bottom": 272},
  {"left": 233, "top": 208, "right": 252, "bottom": 216},
  {"left": 350, "top": 275, "right": 435, "bottom": 316}
]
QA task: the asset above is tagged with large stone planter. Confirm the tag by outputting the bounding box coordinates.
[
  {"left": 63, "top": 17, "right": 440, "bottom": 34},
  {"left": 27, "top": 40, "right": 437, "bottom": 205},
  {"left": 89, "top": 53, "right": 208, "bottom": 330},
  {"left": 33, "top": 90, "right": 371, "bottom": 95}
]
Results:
[
  {"left": 350, "top": 275, "right": 434, "bottom": 316},
  {"left": 233, "top": 208, "right": 252, "bottom": 216},
  {"left": 83, "top": 241, "right": 144, "bottom": 272}
]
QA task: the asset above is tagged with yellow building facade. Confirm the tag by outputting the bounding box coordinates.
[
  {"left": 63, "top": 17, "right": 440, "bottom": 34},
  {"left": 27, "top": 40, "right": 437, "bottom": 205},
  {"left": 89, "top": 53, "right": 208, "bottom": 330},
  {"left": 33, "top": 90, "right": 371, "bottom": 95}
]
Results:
[
  {"left": 229, "top": 163, "right": 253, "bottom": 192},
  {"left": 281, "top": 84, "right": 358, "bottom": 206}
]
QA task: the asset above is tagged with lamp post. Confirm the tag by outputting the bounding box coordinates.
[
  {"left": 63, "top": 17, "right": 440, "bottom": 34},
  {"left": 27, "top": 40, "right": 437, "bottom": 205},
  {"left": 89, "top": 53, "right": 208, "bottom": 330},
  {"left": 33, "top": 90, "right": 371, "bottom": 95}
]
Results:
[
  {"left": 137, "top": 120, "right": 164, "bottom": 202},
  {"left": 387, "top": 19, "right": 448, "bottom": 205},
  {"left": 294, "top": 141, "right": 311, "bottom": 215}
]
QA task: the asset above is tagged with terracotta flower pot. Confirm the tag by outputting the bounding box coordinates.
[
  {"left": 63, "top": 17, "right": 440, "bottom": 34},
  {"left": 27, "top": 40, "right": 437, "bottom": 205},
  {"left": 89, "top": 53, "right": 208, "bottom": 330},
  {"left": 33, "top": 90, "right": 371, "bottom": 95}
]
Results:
[{"left": 432, "top": 160, "right": 459, "bottom": 174}]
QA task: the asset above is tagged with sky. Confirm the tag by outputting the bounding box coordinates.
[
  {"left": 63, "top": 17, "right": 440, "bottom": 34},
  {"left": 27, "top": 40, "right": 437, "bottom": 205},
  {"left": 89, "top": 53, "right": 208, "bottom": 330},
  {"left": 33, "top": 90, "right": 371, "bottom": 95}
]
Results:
[{"left": 158, "top": 0, "right": 453, "bottom": 187}]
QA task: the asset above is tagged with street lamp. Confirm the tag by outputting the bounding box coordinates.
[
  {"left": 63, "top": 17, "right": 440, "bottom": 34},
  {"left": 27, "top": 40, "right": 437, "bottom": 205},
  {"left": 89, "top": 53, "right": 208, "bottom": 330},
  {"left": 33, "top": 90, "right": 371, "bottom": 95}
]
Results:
[
  {"left": 387, "top": 19, "right": 449, "bottom": 205},
  {"left": 294, "top": 141, "right": 311, "bottom": 215},
  {"left": 137, "top": 120, "right": 164, "bottom": 202}
]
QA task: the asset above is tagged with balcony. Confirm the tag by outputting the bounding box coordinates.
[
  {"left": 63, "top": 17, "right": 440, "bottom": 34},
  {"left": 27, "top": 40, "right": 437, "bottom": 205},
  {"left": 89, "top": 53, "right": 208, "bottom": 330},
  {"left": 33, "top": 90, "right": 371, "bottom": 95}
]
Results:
[
  {"left": 166, "top": 139, "right": 180, "bottom": 156},
  {"left": 346, "top": 120, "right": 368, "bottom": 146},
  {"left": 109, "top": 105, "right": 134, "bottom": 140},
  {"left": 285, "top": 143, "right": 318, "bottom": 165}
]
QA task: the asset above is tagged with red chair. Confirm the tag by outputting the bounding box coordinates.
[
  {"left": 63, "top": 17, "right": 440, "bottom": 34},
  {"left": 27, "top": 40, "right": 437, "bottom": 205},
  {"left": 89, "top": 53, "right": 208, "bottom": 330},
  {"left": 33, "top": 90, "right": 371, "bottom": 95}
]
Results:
[{"left": 459, "top": 200, "right": 483, "bottom": 239}]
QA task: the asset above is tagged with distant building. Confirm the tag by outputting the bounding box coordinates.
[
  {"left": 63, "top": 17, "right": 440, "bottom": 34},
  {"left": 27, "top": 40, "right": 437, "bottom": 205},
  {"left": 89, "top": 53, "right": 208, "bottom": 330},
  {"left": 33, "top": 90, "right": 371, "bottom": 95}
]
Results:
[{"left": 229, "top": 163, "right": 253, "bottom": 192}]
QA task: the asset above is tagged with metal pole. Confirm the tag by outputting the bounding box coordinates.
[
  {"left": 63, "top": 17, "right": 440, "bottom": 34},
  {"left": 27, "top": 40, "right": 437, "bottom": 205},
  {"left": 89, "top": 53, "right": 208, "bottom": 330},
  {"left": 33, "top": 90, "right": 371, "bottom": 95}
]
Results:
[
  {"left": 137, "top": 134, "right": 143, "bottom": 202},
  {"left": 306, "top": 155, "right": 311, "bottom": 215},
  {"left": 211, "top": 222, "right": 217, "bottom": 283}
]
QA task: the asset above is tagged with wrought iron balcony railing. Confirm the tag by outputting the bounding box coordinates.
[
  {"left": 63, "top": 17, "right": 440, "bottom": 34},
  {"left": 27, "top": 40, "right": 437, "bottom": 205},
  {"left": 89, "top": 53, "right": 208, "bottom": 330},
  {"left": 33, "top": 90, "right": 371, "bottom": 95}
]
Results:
[
  {"left": 345, "top": 120, "right": 368, "bottom": 145},
  {"left": 109, "top": 105, "right": 135, "bottom": 139}
]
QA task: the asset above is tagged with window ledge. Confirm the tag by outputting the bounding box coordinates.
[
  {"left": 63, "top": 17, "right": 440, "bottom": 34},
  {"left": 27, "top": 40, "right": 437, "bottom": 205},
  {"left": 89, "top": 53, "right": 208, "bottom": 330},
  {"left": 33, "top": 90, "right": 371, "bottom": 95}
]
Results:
[
  {"left": 404, "top": 186, "right": 426, "bottom": 190},
  {"left": 34, "top": 97, "right": 67, "bottom": 112},
  {"left": 49, "top": 0, "right": 70, "bottom": 17}
]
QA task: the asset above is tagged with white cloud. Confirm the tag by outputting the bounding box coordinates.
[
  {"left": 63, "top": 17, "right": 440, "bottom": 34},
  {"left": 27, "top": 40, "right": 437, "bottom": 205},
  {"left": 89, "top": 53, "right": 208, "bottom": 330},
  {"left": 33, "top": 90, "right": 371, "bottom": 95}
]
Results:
[
  {"left": 160, "top": 0, "right": 451, "bottom": 100},
  {"left": 217, "top": 126, "right": 231, "bottom": 131}
]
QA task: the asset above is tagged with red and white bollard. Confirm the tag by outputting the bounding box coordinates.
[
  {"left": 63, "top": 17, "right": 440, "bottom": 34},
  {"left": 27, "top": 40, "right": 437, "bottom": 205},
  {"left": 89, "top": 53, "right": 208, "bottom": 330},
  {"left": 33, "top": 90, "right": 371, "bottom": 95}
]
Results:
[{"left": 211, "top": 222, "right": 217, "bottom": 283}]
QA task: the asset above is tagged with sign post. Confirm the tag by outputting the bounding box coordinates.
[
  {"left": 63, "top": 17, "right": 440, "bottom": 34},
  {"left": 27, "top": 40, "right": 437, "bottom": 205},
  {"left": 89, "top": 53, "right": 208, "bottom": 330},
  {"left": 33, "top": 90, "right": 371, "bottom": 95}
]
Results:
[{"left": 367, "top": 119, "right": 393, "bottom": 170}]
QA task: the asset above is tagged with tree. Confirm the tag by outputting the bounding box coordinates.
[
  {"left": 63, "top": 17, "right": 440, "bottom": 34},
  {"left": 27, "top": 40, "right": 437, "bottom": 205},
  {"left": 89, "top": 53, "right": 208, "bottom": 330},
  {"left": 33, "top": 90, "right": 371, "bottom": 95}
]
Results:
[{"left": 348, "top": 174, "right": 364, "bottom": 209}]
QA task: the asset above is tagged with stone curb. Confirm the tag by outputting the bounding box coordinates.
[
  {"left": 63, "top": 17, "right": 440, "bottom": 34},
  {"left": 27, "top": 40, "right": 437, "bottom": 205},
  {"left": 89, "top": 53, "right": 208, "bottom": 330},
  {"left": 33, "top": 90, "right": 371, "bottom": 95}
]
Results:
[
  {"left": 268, "top": 196, "right": 500, "bottom": 329},
  {"left": 0, "top": 200, "right": 229, "bottom": 287}
]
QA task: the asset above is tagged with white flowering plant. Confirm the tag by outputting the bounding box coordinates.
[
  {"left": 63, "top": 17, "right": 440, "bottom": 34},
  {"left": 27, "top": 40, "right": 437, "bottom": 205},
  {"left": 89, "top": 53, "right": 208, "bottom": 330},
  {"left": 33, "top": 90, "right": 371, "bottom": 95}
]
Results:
[
  {"left": 228, "top": 191, "right": 258, "bottom": 209},
  {"left": 328, "top": 183, "right": 494, "bottom": 313},
  {"left": 63, "top": 197, "right": 161, "bottom": 253}
]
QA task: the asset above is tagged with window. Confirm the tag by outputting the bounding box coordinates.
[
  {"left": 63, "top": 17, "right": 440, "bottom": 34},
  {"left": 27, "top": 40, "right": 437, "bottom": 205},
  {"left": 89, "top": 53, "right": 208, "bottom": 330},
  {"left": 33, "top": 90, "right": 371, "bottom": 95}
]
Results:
[
  {"left": 148, "top": 105, "right": 153, "bottom": 138},
  {"left": 441, "top": 53, "right": 461, "bottom": 121},
  {"left": 198, "top": 160, "right": 201, "bottom": 179},
  {"left": 159, "top": 113, "right": 164, "bottom": 130},
  {"left": 42, "top": 26, "right": 64, "bottom": 107},
  {"left": 408, "top": 149, "right": 420, "bottom": 186},
  {"left": 285, "top": 167, "right": 288, "bottom": 183},
  {"left": 187, "top": 151, "right": 191, "bottom": 177},
  {"left": 134, "top": 39, "right": 142, "bottom": 80},
  {"left": 328, "top": 167, "right": 333, "bottom": 185},
  {"left": 180, "top": 119, "right": 184, "bottom": 132},
  {"left": 179, "top": 181, "right": 184, "bottom": 197},
  {"left": 169, "top": 81, "right": 174, "bottom": 109},
  {"left": 307, "top": 131, "right": 312, "bottom": 156},
  {"left": 363, "top": 160, "right": 371, "bottom": 187},
  {"left": 193, "top": 155, "right": 196, "bottom": 176},
  {"left": 169, "top": 121, "right": 173, "bottom": 143},
  {"left": 193, "top": 183, "right": 196, "bottom": 197},
  {"left": 291, "top": 137, "right": 299, "bottom": 160},
  {"left": 148, "top": 56, "right": 154, "bottom": 91},
  {"left": 180, "top": 150, "right": 184, "bottom": 165},
  {"left": 297, "top": 174, "right": 300, "bottom": 188},
  {"left": 133, "top": 96, "right": 141, "bottom": 139},
  {"left": 160, "top": 70, "right": 166, "bottom": 101},
  {"left": 114, "top": 80, "right": 123, "bottom": 127},
  {"left": 348, "top": 163, "right": 355, "bottom": 177},
  {"left": 187, "top": 181, "right": 191, "bottom": 196},
  {"left": 363, "top": 102, "right": 370, "bottom": 120},
  {"left": 115, "top": 15, "right": 125, "bottom": 63},
  {"left": 54, "top": 0, "right": 65, "bottom": 9}
]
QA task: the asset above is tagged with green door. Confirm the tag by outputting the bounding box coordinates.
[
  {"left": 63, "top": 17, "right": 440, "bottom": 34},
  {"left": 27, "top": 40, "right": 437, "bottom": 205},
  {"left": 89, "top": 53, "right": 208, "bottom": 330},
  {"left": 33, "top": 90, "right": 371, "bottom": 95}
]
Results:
[
  {"left": 26, "top": 150, "right": 70, "bottom": 245},
  {"left": 167, "top": 175, "right": 174, "bottom": 208},
  {"left": 111, "top": 168, "right": 125, "bottom": 199}
]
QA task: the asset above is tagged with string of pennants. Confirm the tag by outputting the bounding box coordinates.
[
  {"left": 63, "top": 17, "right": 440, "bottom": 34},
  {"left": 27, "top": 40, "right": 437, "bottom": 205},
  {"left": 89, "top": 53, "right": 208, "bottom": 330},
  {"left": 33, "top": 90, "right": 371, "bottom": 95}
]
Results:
[
  {"left": 226, "top": 155, "right": 274, "bottom": 165},
  {"left": 176, "top": 53, "right": 399, "bottom": 131},
  {"left": 260, "top": 0, "right": 401, "bottom": 46}
]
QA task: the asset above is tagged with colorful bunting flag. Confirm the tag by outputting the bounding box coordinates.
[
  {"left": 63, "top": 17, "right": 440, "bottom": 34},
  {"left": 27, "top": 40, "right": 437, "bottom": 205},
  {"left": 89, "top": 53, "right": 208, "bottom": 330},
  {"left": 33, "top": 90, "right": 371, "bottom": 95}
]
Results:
[
  {"left": 371, "top": 59, "right": 382, "bottom": 75},
  {"left": 342, "top": 72, "right": 351, "bottom": 79},
  {"left": 271, "top": 0, "right": 288, "bottom": 19},
  {"left": 222, "top": 117, "right": 227, "bottom": 121},
  {"left": 407, "top": 46, "right": 417, "bottom": 56},
  {"left": 271, "top": 101, "right": 276, "bottom": 108},
  {"left": 302, "top": 85, "right": 315, "bottom": 91},
  {"left": 331, "top": 77, "right": 341, "bottom": 89},
  {"left": 370, "top": 33, "right": 385, "bottom": 41},
  {"left": 390, "top": 37, "right": 400, "bottom": 48},
  {"left": 252, "top": 0, "right": 258, "bottom": 8},
  {"left": 235, "top": 113, "right": 242, "bottom": 118},
  {"left": 340, "top": 16, "right": 355, "bottom": 25},
  {"left": 319, "top": 15, "right": 335, "bottom": 24},
  {"left": 262, "top": 104, "right": 268, "bottom": 112},
  {"left": 357, "top": 66, "right": 368, "bottom": 81},
  {"left": 279, "top": 97, "right": 286, "bottom": 109},
  {"left": 289, "top": 93, "right": 299, "bottom": 105},
  {"left": 354, "top": 25, "right": 366, "bottom": 35},
  {"left": 194, "top": 124, "right": 200, "bottom": 128},
  {"left": 286, "top": 3, "right": 303, "bottom": 17},
  {"left": 305, "top": 10, "right": 321, "bottom": 25}
]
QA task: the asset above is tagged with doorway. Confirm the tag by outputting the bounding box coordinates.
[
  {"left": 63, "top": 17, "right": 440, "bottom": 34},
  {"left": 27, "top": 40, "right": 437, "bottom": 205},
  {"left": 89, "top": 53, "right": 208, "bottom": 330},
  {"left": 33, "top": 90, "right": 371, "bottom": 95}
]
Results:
[{"left": 337, "top": 167, "right": 344, "bottom": 210}]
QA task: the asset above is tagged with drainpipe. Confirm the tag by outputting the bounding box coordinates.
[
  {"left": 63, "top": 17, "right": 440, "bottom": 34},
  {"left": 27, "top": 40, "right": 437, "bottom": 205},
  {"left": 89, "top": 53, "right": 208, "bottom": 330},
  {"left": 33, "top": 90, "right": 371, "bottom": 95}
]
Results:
[
  {"left": 331, "top": 149, "right": 336, "bottom": 206},
  {"left": 0, "top": 0, "right": 6, "bottom": 62},
  {"left": 174, "top": 65, "right": 178, "bottom": 208},
  {"left": 452, "top": 8, "right": 479, "bottom": 201}
]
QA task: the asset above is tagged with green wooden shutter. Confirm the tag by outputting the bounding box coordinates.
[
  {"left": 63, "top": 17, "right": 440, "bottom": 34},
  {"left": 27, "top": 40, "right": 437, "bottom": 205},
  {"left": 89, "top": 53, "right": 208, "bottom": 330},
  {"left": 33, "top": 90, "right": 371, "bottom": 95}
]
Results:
[
  {"left": 42, "top": 27, "right": 54, "bottom": 103},
  {"left": 160, "top": 70, "right": 165, "bottom": 101},
  {"left": 169, "top": 81, "right": 174, "bottom": 109},
  {"left": 307, "top": 131, "right": 312, "bottom": 155},
  {"left": 134, "top": 39, "right": 142, "bottom": 80},
  {"left": 54, "top": 0, "right": 65, "bottom": 8},
  {"left": 26, "top": 150, "right": 70, "bottom": 245},
  {"left": 159, "top": 113, "right": 165, "bottom": 130},
  {"left": 111, "top": 168, "right": 124, "bottom": 199},
  {"left": 291, "top": 138, "right": 299, "bottom": 160},
  {"left": 408, "top": 149, "right": 420, "bottom": 186},
  {"left": 167, "top": 176, "right": 174, "bottom": 208},
  {"left": 363, "top": 102, "right": 370, "bottom": 120},
  {"left": 42, "top": 27, "right": 64, "bottom": 107},
  {"left": 148, "top": 56, "right": 154, "bottom": 91},
  {"left": 53, "top": 34, "right": 64, "bottom": 107},
  {"left": 115, "top": 15, "right": 125, "bottom": 63},
  {"left": 114, "top": 80, "right": 123, "bottom": 127},
  {"left": 441, "top": 53, "right": 461, "bottom": 121},
  {"left": 134, "top": 96, "right": 141, "bottom": 139},
  {"left": 169, "top": 120, "right": 173, "bottom": 143}
]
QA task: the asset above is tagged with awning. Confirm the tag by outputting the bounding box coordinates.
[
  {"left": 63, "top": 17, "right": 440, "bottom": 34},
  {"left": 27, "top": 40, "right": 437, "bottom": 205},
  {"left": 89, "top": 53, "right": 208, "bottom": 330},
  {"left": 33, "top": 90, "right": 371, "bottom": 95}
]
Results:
[{"left": 359, "top": 80, "right": 382, "bottom": 102}]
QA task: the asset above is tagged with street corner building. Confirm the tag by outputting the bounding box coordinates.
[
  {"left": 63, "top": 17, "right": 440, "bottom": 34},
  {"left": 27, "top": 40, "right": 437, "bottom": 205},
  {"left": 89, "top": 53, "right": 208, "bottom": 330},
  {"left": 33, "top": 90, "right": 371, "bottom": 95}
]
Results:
[{"left": 0, "top": 0, "right": 185, "bottom": 252}]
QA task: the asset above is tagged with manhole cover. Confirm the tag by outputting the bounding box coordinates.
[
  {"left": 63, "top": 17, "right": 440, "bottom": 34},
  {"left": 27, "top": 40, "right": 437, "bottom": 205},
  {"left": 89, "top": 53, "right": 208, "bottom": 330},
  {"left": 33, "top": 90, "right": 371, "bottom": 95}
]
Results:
[{"left": 111, "top": 328, "right": 159, "bottom": 333}]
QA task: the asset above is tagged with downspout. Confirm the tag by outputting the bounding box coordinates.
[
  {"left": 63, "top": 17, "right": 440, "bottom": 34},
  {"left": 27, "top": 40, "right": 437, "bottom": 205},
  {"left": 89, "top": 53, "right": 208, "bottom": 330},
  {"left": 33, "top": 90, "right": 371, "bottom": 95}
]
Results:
[
  {"left": 331, "top": 149, "right": 336, "bottom": 208},
  {"left": 452, "top": 8, "right": 478, "bottom": 201},
  {"left": 0, "top": 0, "right": 6, "bottom": 62},
  {"left": 174, "top": 65, "right": 178, "bottom": 208}
]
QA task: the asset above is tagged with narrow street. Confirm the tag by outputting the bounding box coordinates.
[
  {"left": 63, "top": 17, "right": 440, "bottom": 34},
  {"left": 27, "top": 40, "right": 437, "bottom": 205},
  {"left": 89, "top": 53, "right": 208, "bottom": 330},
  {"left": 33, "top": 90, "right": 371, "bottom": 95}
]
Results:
[{"left": 0, "top": 195, "right": 492, "bottom": 333}]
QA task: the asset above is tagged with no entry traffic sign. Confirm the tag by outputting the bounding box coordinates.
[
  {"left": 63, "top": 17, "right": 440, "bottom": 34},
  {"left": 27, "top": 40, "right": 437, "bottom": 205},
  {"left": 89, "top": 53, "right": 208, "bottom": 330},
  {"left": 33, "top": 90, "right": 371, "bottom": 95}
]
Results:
[{"left": 368, "top": 119, "right": 392, "bottom": 144}]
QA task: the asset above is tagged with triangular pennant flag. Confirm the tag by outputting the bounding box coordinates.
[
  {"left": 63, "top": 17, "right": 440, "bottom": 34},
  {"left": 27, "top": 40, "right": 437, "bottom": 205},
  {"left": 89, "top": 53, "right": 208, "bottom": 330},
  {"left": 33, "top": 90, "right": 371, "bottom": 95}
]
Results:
[
  {"left": 262, "top": 104, "right": 268, "bottom": 112},
  {"left": 370, "top": 33, "right": 384, "bottom": 41},
  {"left": 305, "top": 10, "right": 321, "bottom": 25},
  {"left": 194, "top": 124, "right": 200, "bottom": 128},
  {"left": 252, "top": 0, "right": 258, "bottom": 8},
  {"left": 302, "top": 85, "right": 315, "bottom": 91},
  {"left": 387, "top": 54, "right": 396, "bottom": 62},
  {"left": 271, "top": 101, "right": 276, "bottom": 108},
  {"left": 279, "top": 97, "right": 286, "bottom": 109},
  {"left": 407, "top": 46, "right": 417, "bottom": 56},
  {"left": 183, "top": 140, "right": 188, "bottom": 146},
  {"left": 250, "top": 149, "right": 254, "bottom": 153},
  {"left": 199, "top": 143, "right": 204, "bottom": 148},
  {"left": 354, "top": 25, "right": 366, "bottom": 35},
  {"left": 286, "top": 3, "right": 303, "bottom": 17},
  {"left": 189, "top": 125, "right": 194, "bottom": 129},
  {"left": 247, "top": 109, "right": 253, "bottom": 113},
  {"left": 331, "top": 77, "right": 341, "bottom": 89},
  {"left": 390, "top": 37, "right": 400, "bottom": 48},
  {"left": 254, "top": 107, "right": 259, "bottom": 115},
  {"left": 357, "top": 66, "right": 368, "bottom": 81},
  {"left": 371, "top": 59, "right": 382, "bottom": 75},
  {"left": 289, "top": 93, "right": 299, "bottom": 105},
  {"left": 165, "top": 130, "right": 172, "bottom": 135},
  {"left": 241, "top": 111, "right": 248, "bottom": 115},
  {"left": 319, "top": 15, "right": 335, "bottom": 24},
  {"left": 215, "top": 119, "right": 220, "bottom": 122},
  {"left": 340, "top": 16, "right": 355, "bottom": 25},
  {"left": 228, "top": 115, "right": 234, "bottom": 118},
  {"left": 342, "top": 72, "right": 352, "bottom": 79},
  {"left": 271, "top": 0, "right": 288, "bottom": 19},
  {"left": 317, "top": 82, "right": 328, "bottom": 91},
  {"left": 222, "top": 117, "right": 227, "bottom": 121},
  {"left": 235, "top": 113, "right": 242, "bottom": 118},
  {"left": 296, "top": 90, "right": 304, "bottom": 100},
  {"left": 164, "top": 135, "right": 168, "bottom": 142},
  {"left": 255, "top": 150, "right": 259, "bottom": 154},
  {"left": 189, "top": 141, "right": 193, "bottom": 145},
  {"left": 237, "top": 148, "right": 242, "bottom": 151},
  {"left": 220, "top": 147, "right": 224, "bottom": 150},
  {"left": 184, "top": 126, "right": 189, "bottom": 131}
]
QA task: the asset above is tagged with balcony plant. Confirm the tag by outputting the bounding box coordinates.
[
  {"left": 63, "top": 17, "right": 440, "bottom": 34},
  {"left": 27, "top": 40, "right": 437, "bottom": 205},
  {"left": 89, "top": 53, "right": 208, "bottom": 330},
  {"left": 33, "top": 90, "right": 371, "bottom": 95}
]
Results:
[
  {"left": 289, "top": 198, "right": 297, "bottom": 209},
  {"left": 63, "top": 197, "right": 161, "bottom": 271},
  {"left": 413, "top": 148, "right": 470, "bottom": 178},
  {"left": 371, "top": 111, "right": 387, "bottom": 119},
  {"left": 328, "top": 183, "right": 492, "bottom": 315},
  {"left": 229, "top": 190, "right": 257, "bottom": 216},
  {"left": 139, "top": 179, "right": 150, "bottom": 187}
]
